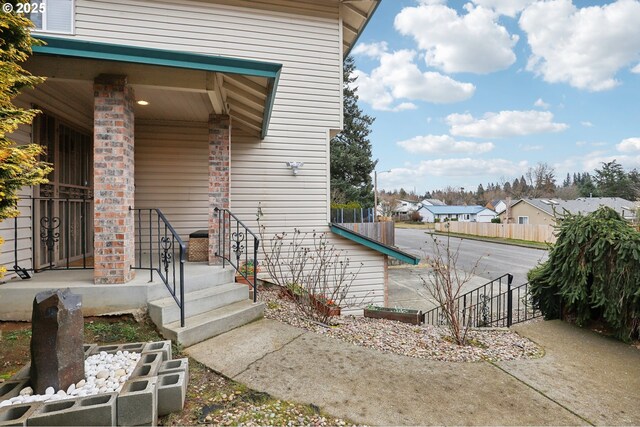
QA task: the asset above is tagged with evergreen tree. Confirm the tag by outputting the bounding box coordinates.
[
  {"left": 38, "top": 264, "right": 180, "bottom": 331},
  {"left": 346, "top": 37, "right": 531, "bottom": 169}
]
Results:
[
  {"left": 563, "top": 173, "right": 571, "bottom": 187},
  {"left": 594, "top": 160, "right": 634, "bottom": 199},
  {"left": 503, "top": 181, "right": 512, "bottom": 195},
  {"left": 330, "top": 56, "right": 376, "bottom": 206},
  {"left": 0, "top": 7, "right": 52, "bottom": 276}
]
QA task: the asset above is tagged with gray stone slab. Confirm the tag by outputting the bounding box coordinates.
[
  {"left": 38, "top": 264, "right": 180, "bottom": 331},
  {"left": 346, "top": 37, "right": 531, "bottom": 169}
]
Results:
[
  {"left": 185, "top": 318, "right": 304, "bottom": 377},
  {"left": 231, "top": 331, "right": 583, "bottom": 426},
  {"left": 498, "top": 320, "right": 640, "bottom": 426}
]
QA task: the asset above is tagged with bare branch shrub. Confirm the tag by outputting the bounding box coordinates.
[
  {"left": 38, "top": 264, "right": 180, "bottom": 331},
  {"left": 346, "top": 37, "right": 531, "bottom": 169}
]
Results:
[
  {"left": 260, "top": 227, "right": 364, "bottom": 324},
  {"left": 420, "top": 232, "right": 483, "bottom": 345}
]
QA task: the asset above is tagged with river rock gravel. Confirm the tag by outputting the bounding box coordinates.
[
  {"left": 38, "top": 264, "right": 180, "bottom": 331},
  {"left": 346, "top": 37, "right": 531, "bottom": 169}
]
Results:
[{"left": 259, "top": 287, "right": 542, "bottom": 362}]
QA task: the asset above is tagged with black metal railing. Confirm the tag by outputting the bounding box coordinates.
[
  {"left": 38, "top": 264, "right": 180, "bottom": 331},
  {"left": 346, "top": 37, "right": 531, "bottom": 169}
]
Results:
[
  {"left": 7, "top": 197, "right": 93, "bottom": 276},
  {"left": 131, "top": 208, "right": 186, "bottom": 327},
  {"left": 214, "top": 207, "right": 259, "bottom": 303},
  {"left": 424, "top": 273, "right": 541, "bottom": 328}
]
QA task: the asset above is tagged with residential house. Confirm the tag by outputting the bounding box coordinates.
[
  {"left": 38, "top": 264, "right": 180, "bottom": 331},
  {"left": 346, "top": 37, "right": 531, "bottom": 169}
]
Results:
[
  {"left": 486, "top": 199, "right": 507, "bottom": 214},
  {"left": 419, "top": 198, "right": 446, "bottom": 207},
  {"left": 418, "top": 205, "right": 497, "bottom": 223},
  {"left": 0, "top": 0, "right": 418, "bottom": 345},
  {"left": 392, "top": 199, "right": 420, "bottom": 216},
  {"left": 499, "top": 198, "right": 638, "bottom": 225}
]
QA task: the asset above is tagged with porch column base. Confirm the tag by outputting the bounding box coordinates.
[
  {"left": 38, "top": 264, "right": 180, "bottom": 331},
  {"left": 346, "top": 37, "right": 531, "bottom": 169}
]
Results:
[
  {"left": 93, "top": 74, "right": 136, "bottom": 284},
  {"left": 208, "top": 114, "right": 231, "bottom": 266}
]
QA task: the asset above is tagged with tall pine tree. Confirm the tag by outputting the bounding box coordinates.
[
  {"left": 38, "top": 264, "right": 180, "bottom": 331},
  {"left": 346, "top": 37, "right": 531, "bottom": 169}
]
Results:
[{"left": 330, "top": 56, "right": 376, "bottom": 206}]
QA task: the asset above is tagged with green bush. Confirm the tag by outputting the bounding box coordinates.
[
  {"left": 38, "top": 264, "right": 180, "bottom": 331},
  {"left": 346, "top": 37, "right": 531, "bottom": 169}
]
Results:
[
  {"left": 434, "top": 218, "right": 441, "bottom": 223},
  {"left": 331, "top": 202, "right": 362, "bottom": 209},
  {"left": 528, "top": 207, "right": 640, "bottom": 341},
  {"left": 491, "top": 218, "right": 501, "bottom": 223}
]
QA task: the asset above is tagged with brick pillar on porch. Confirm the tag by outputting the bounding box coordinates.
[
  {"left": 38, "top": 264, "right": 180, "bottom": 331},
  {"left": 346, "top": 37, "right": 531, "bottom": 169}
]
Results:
[
  {"left": 208, "top": 114, "right": 231, "bottom": 265},
  {"left": 93, "top": 74, "right": 136, "bottom": 284}
]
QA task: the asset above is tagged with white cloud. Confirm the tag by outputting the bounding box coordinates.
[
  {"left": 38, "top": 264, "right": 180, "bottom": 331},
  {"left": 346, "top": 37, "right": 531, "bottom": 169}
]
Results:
[
  {"left": 378, "top": 158, "right": 529, "bottom": 191},
  {"left": 533, "top": 98, "right": 550, "bottom": 109},
  {"left": 351, "top": 41, "right": 389, "bottom": 59},
  {"left": 632, "top": 63, "right": 640, "bottom": 73},
  {"left": 397, "top": 134, "right": 495, "bottom": 154},
  {"left": 617, "top": 137, "right": 640, "bottom": 152},
  {"left": 351, "top": 49, "right": 476, "bottom": 110},
  {"left": 576, "top": 141, "right": 587, "bottom": 147},
  {"left": 446, "top": 110, "right": 568, "bottom": 138},
  {"left": 394, "top": 2, "right": 518, "bottom": 74},
  {"left": 521, "top": 144, "right": 543, "bottom": 151},
  {"left": 471, "top": 0, "right": 535, "bottom": 17},
  {"left": 581, "top": 121, "right": 594, "bottom": 127},
  {"left": 520, "top": 0, "right": 640, "bottom": 91}
]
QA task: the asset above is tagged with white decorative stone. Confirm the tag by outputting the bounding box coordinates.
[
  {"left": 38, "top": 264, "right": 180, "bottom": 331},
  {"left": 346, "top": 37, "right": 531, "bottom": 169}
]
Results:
[
  {"left": 96, "top": 370, "right": 109, "bottom": 379},
  {"left": 76, "top": 379, "right": 86, "bottom": 388},
  {"left": 45, "top": 387, "right": 55, "bottom": 395},
  {"left": 19, "top": 386, "right": 33, "bottom": 396}
]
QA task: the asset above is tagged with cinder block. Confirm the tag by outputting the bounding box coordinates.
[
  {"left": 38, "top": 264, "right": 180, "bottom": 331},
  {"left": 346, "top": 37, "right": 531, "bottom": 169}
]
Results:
[
  {"left": 0, "top": 381, "right": 30, "bottom": 402},
  {"left": 158, "top": 359, "right": 189, "bottom": 393},
  {"left": 157, "top": 372, "right": 186, "bottom": 417},
  {"left": 83, "top": 344, "right": 97, "bottom": 357},
  {"left": 10, "top": 364, "right": 30, "bottom": 381},
  {"left": 0, "top": 402, "right": 42, "bottom": 427},
  {"left": 116, "top": 377, "right": 157, "bottom": 427},
  {"left": 88, "top": 343, "right": 145, "bottom": 356},
  {"left": 130, "top": 352, "right": 162, "bottom": 379},
  {"left": 142, "top": 341, "right": 171, "bottom": 361},
  {"left": 27, "top": 392, "right": 117, "bottom": 426}
]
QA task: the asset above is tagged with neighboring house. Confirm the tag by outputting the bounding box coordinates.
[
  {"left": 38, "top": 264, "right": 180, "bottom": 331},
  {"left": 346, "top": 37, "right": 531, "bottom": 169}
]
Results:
[
  {"left": 393, "top": 199, "right": 421, "bottom": 216},
  {"left": 420, "top": 198, "right": 446, "bottom": 207},
  {"left": 0, "top": 0, "right": 417, "bottom": 344},
  {"left": 499, "top": 198, "right": 638, "bottom": 225},
  {"left": 486, "top": 199, "right": 507, "bottom": 214},
  {"left": 418, "top": 205, "right": 497, "bottom": 223}
]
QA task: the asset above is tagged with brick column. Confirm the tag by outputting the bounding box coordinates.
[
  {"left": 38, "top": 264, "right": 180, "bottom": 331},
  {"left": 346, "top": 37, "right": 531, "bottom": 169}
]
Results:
[
  {"left": 208, "top": 114, "right": 231, "bottom": 265},
  {"left": 93, "top": 74, "right": 136, "bottom": 284}
]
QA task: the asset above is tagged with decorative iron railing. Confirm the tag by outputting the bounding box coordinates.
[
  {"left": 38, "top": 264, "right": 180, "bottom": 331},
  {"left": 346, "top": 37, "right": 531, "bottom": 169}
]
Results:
[
  {"left": 214, "top": 207, "right": 259, "bottom": 303},
  {"left": 6, "top": 197, "right": 93, "bottom": 277},
  {"left": 131, "top": 208, "right": 186, "bottom": 327},
  {"left": 424, "top": 274, "right": 542, "bottom": 328}
]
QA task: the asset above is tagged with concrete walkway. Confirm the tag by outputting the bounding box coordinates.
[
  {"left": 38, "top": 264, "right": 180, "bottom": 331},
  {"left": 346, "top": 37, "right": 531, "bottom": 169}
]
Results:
[{"left": 185, "top": 319, "right": 640, "bottom": 425}]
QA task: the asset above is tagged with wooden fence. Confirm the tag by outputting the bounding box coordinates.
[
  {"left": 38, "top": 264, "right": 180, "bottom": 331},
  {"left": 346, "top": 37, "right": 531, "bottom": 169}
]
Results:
[
  {"left": 434, "top": 222, "right": 556, "bottom": 244},
  {"left": 339, "top": 221, "right": 395, "bottom": 246}
]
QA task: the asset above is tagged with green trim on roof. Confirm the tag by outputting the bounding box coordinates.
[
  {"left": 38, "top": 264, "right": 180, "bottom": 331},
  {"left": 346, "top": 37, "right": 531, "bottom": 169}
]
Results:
[
  {"left": 33, "top": 36, "right": 282, "bottom": 137},
  {"left": 345, "top": 0, "right": 381, "bottom": 56},
  {"left": 330, "top": 223, "right": 420, "bottom": 265}
]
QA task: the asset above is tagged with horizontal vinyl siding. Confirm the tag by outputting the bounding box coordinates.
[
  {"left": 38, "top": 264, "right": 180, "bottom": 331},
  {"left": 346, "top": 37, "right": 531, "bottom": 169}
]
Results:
[
  {"left": 134, "top": 121, "right": 209, "bottom": 243},
  {"left": 34, "top": 0, "right": 385, "bottom": 305},
  {"left": 0, "top": 124, "right": 34, "bottom": 280}
]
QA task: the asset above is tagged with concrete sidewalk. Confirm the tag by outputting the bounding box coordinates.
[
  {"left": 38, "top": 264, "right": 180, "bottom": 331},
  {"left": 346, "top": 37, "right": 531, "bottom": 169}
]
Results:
[{"left": 186, "top": 319, "right": 640, "bottom": 425}]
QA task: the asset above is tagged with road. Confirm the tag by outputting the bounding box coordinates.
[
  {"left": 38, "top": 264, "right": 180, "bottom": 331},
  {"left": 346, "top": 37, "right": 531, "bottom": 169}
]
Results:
[{"left": 395, "top": 228, "right": 548, "bottom": 286}]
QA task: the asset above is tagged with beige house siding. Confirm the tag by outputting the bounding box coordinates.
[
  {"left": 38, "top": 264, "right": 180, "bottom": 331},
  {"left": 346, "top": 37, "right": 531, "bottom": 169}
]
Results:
[
  {"left": 501, "top": 202, "right": 555, "bottom": 226},
  {"left": 21, "top": 0, "right": 386, "bottom": 304}
]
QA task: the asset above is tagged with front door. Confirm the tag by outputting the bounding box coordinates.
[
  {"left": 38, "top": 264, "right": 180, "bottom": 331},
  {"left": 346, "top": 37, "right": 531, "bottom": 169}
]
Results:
[{"left": 34, "top": 112, "right": 93, "bottom": 269}]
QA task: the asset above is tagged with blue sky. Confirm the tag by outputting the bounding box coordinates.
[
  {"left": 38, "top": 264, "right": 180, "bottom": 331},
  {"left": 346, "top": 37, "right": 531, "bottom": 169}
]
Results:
[{"left": 352, "top": 0, "right": 640, "bottom": 194}]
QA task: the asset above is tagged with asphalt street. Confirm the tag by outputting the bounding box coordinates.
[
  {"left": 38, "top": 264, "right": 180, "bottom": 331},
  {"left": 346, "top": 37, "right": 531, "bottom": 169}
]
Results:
[{"left": 394, "top": 228, "right": 548, "bottom": 286}]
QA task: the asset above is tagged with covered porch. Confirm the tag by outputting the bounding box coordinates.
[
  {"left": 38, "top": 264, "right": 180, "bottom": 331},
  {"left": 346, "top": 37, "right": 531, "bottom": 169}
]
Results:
[{"left": 0, "top": 38, "right": 279, "bottom": 338}]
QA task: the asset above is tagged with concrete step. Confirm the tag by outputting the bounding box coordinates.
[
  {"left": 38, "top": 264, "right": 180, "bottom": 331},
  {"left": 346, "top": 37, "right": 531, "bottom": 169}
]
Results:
[
  {"left": 146, "top": 266, "right": 236, "bottom": 301},
  {"left": 160, "top": 300, "right": 265, "bottom": 347},
  {"left": 148, "top": 282, "right": 249, "bottom": 326}
]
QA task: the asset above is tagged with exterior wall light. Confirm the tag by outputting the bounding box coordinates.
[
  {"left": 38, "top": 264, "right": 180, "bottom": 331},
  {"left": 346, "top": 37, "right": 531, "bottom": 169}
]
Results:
[{"left": 286, "top": 161, "right": 304, "bottom": 176}]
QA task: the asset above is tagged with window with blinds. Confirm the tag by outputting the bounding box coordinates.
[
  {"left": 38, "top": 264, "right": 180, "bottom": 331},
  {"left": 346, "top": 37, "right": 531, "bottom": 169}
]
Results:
[{"left": 29, "top": 0, "right": 74, "bottom": 34}]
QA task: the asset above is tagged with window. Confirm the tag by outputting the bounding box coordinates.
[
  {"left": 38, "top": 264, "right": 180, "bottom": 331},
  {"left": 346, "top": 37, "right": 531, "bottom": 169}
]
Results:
[
  {"left": 518, "top": 216, "right": 529, "bottom": 225},
  {"left": 29, "top": 0, "right": 74, "bottom": 34}
]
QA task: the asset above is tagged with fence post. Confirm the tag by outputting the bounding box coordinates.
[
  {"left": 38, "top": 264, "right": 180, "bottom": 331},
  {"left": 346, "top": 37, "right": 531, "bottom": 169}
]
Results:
[{"left": 507, "top": 274, "right": 513, "bottom": 327}]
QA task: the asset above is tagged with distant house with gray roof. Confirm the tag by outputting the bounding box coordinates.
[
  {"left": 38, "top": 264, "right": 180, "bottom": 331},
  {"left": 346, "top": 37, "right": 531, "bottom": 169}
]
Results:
[
  {"left": 418, "top": 205, "right": 497, "bottom": 223},
  {"left": 499, "top": 197, "right": 638, "bottom": 225}
]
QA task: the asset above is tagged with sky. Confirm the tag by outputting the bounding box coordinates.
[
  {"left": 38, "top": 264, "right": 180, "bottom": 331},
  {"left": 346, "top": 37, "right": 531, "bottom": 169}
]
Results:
[{"left": 352, "top": 0, "right": 640, "bottom": 195}]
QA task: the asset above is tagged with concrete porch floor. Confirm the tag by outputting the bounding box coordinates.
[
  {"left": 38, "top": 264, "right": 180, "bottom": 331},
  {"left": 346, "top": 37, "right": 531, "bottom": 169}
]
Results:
[{"left": 0, "top": 259, "right": 234, "bottom": 321}]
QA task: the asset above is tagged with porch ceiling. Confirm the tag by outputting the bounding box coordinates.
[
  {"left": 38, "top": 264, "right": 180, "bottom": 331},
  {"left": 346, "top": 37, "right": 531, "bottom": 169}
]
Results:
[
  {"left": 341, "top": 0, "right": 380, "bottom": 56},
  {"left": 27, "top": 36, "right": 282, "bottom": 138}
]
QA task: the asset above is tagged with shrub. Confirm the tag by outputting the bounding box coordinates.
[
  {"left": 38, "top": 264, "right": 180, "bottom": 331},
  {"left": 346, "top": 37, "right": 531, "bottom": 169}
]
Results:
[
  {"left": 491, "top": 218, "right": 501, "bottom": 224},
  {"left": 409, "top": 210, "right": 422, "bottom": 222},
  {"left": 434, "top": 218, "right": 441, "bottom": 223},
  {"left": 528, "top": 207, "right": 640, "bottom": 341}
]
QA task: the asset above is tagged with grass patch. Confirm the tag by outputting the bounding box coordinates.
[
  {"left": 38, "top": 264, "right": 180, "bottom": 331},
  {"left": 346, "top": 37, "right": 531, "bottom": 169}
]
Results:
[
  {"left": 395, "top": 222, "right": 434, "bottom": 230},
  {"left": 434, "top": 231, "right": 550, "bottom": 249}
]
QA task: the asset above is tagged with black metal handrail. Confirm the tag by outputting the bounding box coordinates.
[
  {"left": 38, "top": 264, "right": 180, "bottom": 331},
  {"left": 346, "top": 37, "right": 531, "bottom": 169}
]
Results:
[
  {"left": 425, "top": 273, "right": 514, "bottom": 328},
  {"left": 214, "top": 207, "right": 260, "bottom": 303},
  {"left": 131, "top": 208, "right": 186, "bottom": 327},
  {"left": 6, "top": 197, "right": 93, "bottom": 277}
]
